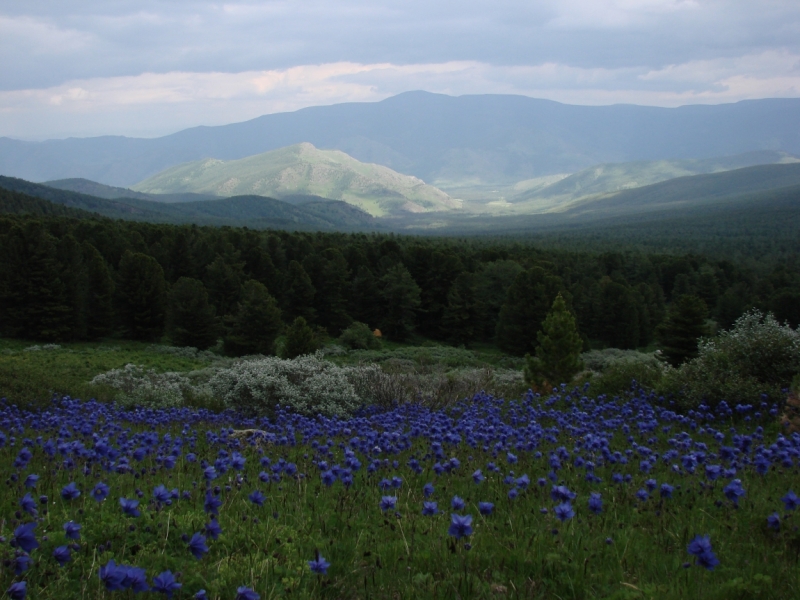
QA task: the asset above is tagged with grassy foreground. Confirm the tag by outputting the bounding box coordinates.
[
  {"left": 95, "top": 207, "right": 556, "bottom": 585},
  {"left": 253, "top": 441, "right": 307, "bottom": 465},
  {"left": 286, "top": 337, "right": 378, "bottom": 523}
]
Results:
[{"left": 0, "top": 385, "right": 798, "bottom": 599}]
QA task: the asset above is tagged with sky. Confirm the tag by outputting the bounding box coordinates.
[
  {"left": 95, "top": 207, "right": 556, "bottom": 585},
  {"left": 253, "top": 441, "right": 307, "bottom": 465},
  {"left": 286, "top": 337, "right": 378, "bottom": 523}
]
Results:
[{"left": 2, "top": 0, "right": 800, "bottom": 140}]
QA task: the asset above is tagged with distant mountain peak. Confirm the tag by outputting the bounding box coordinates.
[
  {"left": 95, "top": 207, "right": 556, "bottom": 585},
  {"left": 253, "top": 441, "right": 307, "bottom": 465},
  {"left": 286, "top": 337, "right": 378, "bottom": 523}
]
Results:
[{"left": 132, "top": 143, "right": 459, "bottom": 217}]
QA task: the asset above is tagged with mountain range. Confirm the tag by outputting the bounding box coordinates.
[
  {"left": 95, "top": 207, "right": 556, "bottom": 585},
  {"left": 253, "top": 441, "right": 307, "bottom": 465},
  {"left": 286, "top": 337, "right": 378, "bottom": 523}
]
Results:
[{"left": 2, "top": 92, "right": 800, "bottom": 189}]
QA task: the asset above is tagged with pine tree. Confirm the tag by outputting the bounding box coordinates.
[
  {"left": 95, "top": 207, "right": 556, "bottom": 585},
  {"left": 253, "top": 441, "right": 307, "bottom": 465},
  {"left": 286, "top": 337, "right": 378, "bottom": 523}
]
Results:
[
  {"left": 656, "top": 294, "right": 708, "bottom": 366},
  {"left": 116, "top": 251, "right": 167, "bottom": 341},
  {"left": 282, "top": 260, "right": 317, "bottom": 323},
  {"left": 282, "top": 316, "right": 319, "bottom": 359},
  {"left": 379, "top": 264, "right": 421, "bottom": 341},
  {"left": 82, "top": 242, "right": 116, "bottom": 340},
  {"left": 524, "top": 294, "right": 584, "bottom": 389},
  {"left": 166, "top": 277, "right": 219, "bottom": 350},
  {"left": 442, "top": 272, "right": 480, "bottom": 346},
  {"left": 224, "top": 280, "right": 283, "bottom": 356},
  {"left": 496, "top": 267, "right": 564, "bottom": 356},
  {"left": 204, "top": 255, "right": 243, "bottom": 318}
]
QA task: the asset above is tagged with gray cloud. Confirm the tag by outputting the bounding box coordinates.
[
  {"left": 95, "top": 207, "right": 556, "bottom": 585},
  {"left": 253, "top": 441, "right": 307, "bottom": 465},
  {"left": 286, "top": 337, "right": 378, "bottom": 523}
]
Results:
[{"left": 1, "top": 0, "right": 799, "bottom": 138}]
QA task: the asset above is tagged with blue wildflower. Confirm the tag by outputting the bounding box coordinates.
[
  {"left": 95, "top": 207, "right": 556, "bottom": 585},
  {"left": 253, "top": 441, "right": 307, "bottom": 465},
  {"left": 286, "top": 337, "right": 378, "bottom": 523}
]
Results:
[
  {"left": 380, "top": 496, "right": 397, "bottom": 511},
  {"left": 188, "top": 533, "right": 209, "bottom": 560},
  {"left": 120, "top": 497, "right": 141, "bottom": 518},
  {"left": 554, "top": 502, "right": 575, "bottom": 522},
  {"left": 451, "top": 495, "right": 465, "bottom": 510},
  {"left": 588, "top": 492, "right": 603, "bottom": 514},
  {"left": 92, "top": 482, "right": 110, "bottom": 502},
  {"left": 152, "top": 570, "right": 181, "bottom": 597},
  {"left": 54, "top": 545, "right": 72, "bottom": 566},
  {"left": 308, "top": 552, "right": 331, "bottom": 575},
  {"left": 423, "top": 482, "right": 435, "bottom": 497},
  {"left": 13, "top": 522, "right": 39, "bottom": 553},
  {"left": 448, "top": 514, "right": 473, "bottom": 539},
  {"left": 61, "top": 482, "right": 80, "bottom": 500},
  {"left": 235, "top": 586, "right": 261, "bottom": 600},
  {"left": 422, "top": 501, "right": 439, "bottom": 516},
  {"left": 63, "top": 521, "right": 81, "bottom": 540},
  {"left": 478, "top": 502, "right": 494, "bottom": 516},
  {"left": 782, "top": 490, "right": 799, "bottom": 511}
]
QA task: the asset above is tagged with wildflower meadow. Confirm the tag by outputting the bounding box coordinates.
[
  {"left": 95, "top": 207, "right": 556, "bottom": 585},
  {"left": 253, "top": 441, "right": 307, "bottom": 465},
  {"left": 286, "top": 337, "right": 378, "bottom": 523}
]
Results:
[{"left": 0, "top": 386, "right": 798, "bottom": 599}]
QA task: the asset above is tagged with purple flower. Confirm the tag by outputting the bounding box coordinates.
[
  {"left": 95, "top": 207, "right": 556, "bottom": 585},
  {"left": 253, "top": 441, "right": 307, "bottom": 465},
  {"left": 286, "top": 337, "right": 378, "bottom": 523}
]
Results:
[
  {"left": 203, "top": 466, "right": 217, "bottom": 481},
  {"left": 24, "top": 474, "right": 39, "bottom": 488},
  {"left": 551, "top": 485, "right": 576, "bottom": 502},
  {"left": 204, "top": 491, "right": 222, "bottom": 515},
  {"left": 451, "top": 496, "right": 465, "bottom": 511},
  {"left": 687, "top": 534, "right": 719, "bottom": 570},
  {"left": 422, "top": 501, "right": 439, "bottom": 516},
  {"left": 636, "top": 489, "right": 649, "bottom": 502},
  {"left": 423, "top": 482, "right": 435, "bottom": 498},
  {"left": 20, "top": 493, "right": 37, "bottom": 517},
  {"left": 723, "top": 479, "right": 746, "bottom": 505},
  {"left": 188, "top": 532, "right": 209, "bottom": 560},
  {"left": 249, "top": 490, "right": 266, "bottom": 507},
  {"left": 13, "top": 522, "right": 39, "bottom": 553},
  {"left": 205, "top": 518, "right": 222, "bottom": 540},
  {"left": 92, "top": 482, "right": 110, "bottom": 502},
  {"left": 588, "top": 492, "right": 603, "bottom": 514},
  {"left": 782, "top": 490, "right": 799, "bottom": 511},
  {"left": 54, "top": 545, "right": 72, "bottom": 566},
  {"left": 152, "top": 570, "right": 182, "bottom": 597},
  {"left": 660, "top": 483, "right": 674, "bottom": 499},
  {"left": 14, "top": 554, "right": 31, "bottom": 575},
  {"left": 508, "top": 488, "right": 518, "bottom": 500},
  {"left": 554, "top": 502, "right": 575, "bottom": 522},
  {"left": 235, "top": 586, "right": 261, "bottom": 600},
  {"left": 100, "top": 559, "right": 127, "bottom": 591},
  {"left": 767, "top": 512, "right": 781, "bottom": 531},
  {"left": 61, "top": 482, "right": 80, "bottom": 500},
  {"left": 516, "top": 474, "right": 530, "bottom": 490},
  {"left": 153, "top": 484, "right": 170, "bottom": 503},
  {"left": 321, "top": 470, "right": 335, "bottom": 487},
  {"left": 449, "top": 514, "right": 473, "bottom": 539},
  {"left": 125, "top": 566, "right": 150, "bottom": 593},
  {"left": 63, "top": 521, "right": 81, "bottom": 540},
  {"left": 194, "top": 590, "right": 208, "bottom": 600},
  {"left": 120, "top": 497, "right": 140, "bottom": 518},
  {"left": 380, "top": 496, "right": 397, "bottom": 511},
  {"left": 472, "top": 470, "right": 485, "bottom": 484},
  {"left": 478, "top": 502, "right": 494, "bottom": 516},
  {"left": 645, "top": 479, "right": 657, "bottom": 492},
  {"left": 308, "top": 552, "right": 331, "bottom": 575},
  {"left": 506, "top": 452, "right": 518, "bottom": 464},
  {"left": 7, "top": 581, "right": 26, "bottom": 600}
]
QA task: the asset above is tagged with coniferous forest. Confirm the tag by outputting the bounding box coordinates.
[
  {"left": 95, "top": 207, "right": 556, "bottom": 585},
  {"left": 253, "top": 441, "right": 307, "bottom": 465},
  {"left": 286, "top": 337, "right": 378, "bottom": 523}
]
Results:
[{"left": 1, "top": 209, "right": 798, "bottom": 354}]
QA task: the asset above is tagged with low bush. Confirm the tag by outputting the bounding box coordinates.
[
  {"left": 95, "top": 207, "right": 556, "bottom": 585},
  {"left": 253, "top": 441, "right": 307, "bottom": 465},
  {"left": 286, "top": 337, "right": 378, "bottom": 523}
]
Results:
[
  {"left": 338, "top": 321, "right": 382, "bottom": 350},
  {"left": 89, "top": 363, "right": 199, "bottom": 410},
  {"left": 578, "top": 349, "right": 667, "bottom": 396},
  {"left": 660, "top": 310, "right": 800, "bottom": 409}
]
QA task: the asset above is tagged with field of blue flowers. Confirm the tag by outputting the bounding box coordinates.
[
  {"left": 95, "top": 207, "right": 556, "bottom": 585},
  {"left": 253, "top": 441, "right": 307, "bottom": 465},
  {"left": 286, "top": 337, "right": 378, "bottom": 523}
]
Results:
[{"left": 1, "top": 387, "right": 798, "bottom": 599}]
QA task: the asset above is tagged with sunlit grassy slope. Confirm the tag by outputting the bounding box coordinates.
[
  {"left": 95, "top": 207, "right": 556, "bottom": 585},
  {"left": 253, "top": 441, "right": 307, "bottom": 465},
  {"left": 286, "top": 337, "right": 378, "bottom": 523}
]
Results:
[{"left": 133, "top": 143, "right": 460, "bottom": 217}]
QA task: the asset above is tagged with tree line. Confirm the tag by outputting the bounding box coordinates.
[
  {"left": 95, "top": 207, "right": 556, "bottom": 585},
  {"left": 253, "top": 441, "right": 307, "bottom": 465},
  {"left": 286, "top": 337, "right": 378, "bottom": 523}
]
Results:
[{"left": 0, "top": 215, "right": 797, "bottom": 358}]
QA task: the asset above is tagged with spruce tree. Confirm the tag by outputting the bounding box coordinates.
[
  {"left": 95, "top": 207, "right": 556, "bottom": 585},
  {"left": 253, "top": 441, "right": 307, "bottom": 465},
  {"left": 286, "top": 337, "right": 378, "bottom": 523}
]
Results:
[
  {"left": 442, "top": 272, "right": 480, "bottom": 347},
  {"left": 379, "top": 264, "right": 421, "bottom": 341},
  {"left": 282, "top": 316, "right": 319, "bottom": 359},
  {"left": 283, "top": 260, "right": 317, "bottom": 323},
  {"left": 224, "top": 280, "right": 283, "bottom": 356},
  {"left": 116, "top": 251, "right": 167, "bottom": 341},
  {"left": 82, "top": 242, "right": 116, "bottom": 339},
  {"left": 524, "top": 294, "right": 584, "bottom": 389},
  {"left": 656, "top": 294, "right": 708, "bottom": 366},
  {"left": 166, "top": 277, "right": 219, "bottom": 350}
]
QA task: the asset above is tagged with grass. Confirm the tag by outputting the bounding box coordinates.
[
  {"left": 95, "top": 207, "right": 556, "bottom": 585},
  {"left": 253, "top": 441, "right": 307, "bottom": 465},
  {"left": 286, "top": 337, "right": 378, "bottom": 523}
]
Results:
[
  {"left": 0, "top": 339, "right": 216, "bottom": 407},
  {"left": 0, "top": 387, "right": 797, "bottom": 599}
]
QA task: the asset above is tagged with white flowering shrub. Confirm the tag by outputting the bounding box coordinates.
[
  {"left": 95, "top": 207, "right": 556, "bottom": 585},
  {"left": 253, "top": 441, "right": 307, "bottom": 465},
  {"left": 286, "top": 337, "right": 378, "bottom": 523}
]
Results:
[
  {"left": 90, "top": 363, "right": 195, "bottom": 410},
  {"left": 208, "top": 353, "right": 361, "bottom": 417},
  {"left": 661, "top": 310, "right": 800, "bottom": 409}
]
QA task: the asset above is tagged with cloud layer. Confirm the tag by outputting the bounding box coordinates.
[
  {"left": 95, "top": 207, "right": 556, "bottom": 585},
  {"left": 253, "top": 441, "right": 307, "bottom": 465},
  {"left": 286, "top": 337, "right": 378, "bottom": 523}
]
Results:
[{"left": 2, "top": 0, "right": 800, "bottom": 139}]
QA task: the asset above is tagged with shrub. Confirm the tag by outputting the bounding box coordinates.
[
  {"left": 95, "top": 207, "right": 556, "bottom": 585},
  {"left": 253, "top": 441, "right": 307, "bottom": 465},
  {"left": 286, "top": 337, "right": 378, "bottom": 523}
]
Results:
[
  {"left": 338, "top": 321, "right": 382, "bottom": 350},
  {"left": 89, "top": 364, "right": 197, "bottom": 410},
  {"left": 660, "top": 310, "right": 800, "bottom": 409},
  {"left": 578, "top": 350, "right": 666, "bottom": 397},
  {"left": 207, "top": 353, "right": 361, "bottom": 417}
]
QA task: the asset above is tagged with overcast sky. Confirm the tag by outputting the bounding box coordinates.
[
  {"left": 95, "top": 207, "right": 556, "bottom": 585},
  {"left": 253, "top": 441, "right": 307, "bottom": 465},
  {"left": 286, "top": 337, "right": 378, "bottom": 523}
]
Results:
[{"left": 2, "top": 0, "right": 799, "bottom": 139}]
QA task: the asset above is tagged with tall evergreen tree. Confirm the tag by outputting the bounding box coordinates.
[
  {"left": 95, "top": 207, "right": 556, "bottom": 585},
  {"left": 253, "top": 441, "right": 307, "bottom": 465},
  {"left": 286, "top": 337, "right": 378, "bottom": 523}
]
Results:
[
  {"left": 57, "top": 234, "right": 88, "bottom": 340},
  {"left": 116, "top": 250, "right": 167, "bottom": 341},
  {"left": 379, "top": 264, "right": 421, "bottom": 340},
  {"left": 282, "top": 316, "right": 319, "bottom": 359},
  {"left": 82, "top": 242, "right": 116, "bottom": 339},
  {"left": 224, "top": 280, "right": 283, "bottom": 356},
  {"left": 283, "top": 260, "right": 316, "bottom": 323},
  {"left": 204, "top": 254, "right": 243, "bottom": 318},
  {"left": 524, "top": 294, "right": 584, "bottom": 389},
  {"left": 495, "top": 267, "right": 564, "bottom": 356},
  {"left": 656, "top": 294, "right": 709, "bottom": 366},
  {"left": 442, "top": 272, "right": 480, "bottom": 347},
  {"left": 349, "top": 265, "right": 381, "bottom": 328},
  {"left": 166, "top": 277, "right": 219, "bottom": 349},
  {"left": 0, "top": 222, "right": 73, "bottom": 341}
]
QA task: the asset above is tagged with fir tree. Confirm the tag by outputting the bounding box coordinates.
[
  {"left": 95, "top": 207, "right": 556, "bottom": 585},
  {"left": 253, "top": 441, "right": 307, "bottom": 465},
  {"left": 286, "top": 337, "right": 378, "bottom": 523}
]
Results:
[
  {"left": 82, "top": 242, "right": 116, "bottom": 340},
  {"left": 283, "top": 260, "right": 317, "bottom": 323},
  {"left": 116, "top": 251, "right": 167, "bottom": 341},
  {"left": 282, "top": 316, "right": 319, "bottom": 359},
  {"left": 379, "top": 264, "right": 421, "bottom": 340},
  {"left": 524, "top": 294, "right": 584, "bottom": 389},
  {"left": 656, "top": 294, "right": 708, "bottom": 366},
  {"left": 166, "top": 277, "right": 219, "bottom": 350},
  {"left": 224, "top": 280, "right": 283, "bottom": 356}
]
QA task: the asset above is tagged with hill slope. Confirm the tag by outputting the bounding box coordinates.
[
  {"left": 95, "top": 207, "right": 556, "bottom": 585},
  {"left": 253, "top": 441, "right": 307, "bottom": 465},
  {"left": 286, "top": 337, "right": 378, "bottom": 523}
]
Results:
[
  {"left": 2, "top": 92, "right": 800, "bottom": 187},
  {"left": 44, "top": 178, "right": 220, "bottom": 203},
  {"left": 132, "top": 143, "right": 459, "bottom": 217},
  {"left": 0, "top": 176, "right": 378, "bottom": 231}
]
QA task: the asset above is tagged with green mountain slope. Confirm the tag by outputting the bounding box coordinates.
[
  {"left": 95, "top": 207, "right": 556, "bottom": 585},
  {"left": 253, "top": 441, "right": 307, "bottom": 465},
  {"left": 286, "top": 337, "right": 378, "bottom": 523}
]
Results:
[
  {"left": 44, "top": 178, "right": 220, "bottom": 204},
  {"left": 0, "top": 186, "right": 105, "bottom": 220},
  {"left": 132, "top": 143, "right": 460, "bottom": 217},
  {"left": 504, "top": 150, "right": 799, "bottom": 211},
  {"left": 0, "top": 176, "right": 378, "bottom": 231}
]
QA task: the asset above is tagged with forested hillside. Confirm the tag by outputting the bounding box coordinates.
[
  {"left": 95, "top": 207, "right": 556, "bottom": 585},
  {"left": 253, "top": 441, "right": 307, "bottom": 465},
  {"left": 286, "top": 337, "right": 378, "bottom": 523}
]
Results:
[{"left": 0, "top": 212, "right": 797, "bottom": 354}]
